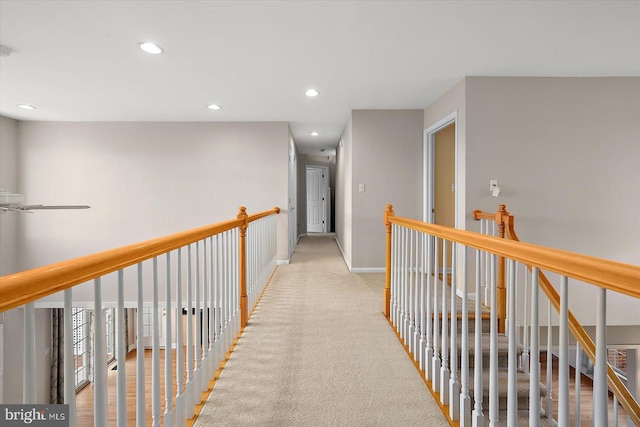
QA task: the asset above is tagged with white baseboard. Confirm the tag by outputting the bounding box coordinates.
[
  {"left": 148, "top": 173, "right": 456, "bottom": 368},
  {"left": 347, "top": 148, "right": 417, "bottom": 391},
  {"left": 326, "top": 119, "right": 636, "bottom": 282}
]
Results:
[
  {"left": 334, "top": 237, "right": 352, "bottom": 271},
  {"left": 277, "top": 259, "right": 290, "bottom": 265},
  {"left": 350, "top": 267, "right": 385, "bottom": 273}
]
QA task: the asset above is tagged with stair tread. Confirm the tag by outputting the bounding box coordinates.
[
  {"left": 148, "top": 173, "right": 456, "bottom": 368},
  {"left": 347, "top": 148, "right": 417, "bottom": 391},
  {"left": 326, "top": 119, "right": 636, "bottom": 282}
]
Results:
[
  {"left": 495, "top": 410, "right": 557, "bottom": 427},
  {"left": 457, "top": 333, "right": 524, "bottom": 355},
  {"left": 466, "top": 367, "right": 548, "bottom": 398}
]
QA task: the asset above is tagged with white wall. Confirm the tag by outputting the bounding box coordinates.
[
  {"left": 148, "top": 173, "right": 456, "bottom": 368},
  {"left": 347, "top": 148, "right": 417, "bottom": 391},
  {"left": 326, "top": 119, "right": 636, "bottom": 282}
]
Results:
[
  {"left": 335, "top": 117, "right": 353, "bottom": 267},
  {"left": 351, "top": 110, "right": 424, "bottom": 270},
  {"left": 16, "top": 121, "right": 290, "bottom": 305},
  {"left": 0, "top": 116, "right": 20, "bottom": 276},
  {"left": 464, "top": 77, "right": 640, "bottom": 326},
  {"left": 0, "top": 116, "right": 27, "bottom": 404},
  {"left": 336, "top": 111, "right": 424, "bottom": 271}
]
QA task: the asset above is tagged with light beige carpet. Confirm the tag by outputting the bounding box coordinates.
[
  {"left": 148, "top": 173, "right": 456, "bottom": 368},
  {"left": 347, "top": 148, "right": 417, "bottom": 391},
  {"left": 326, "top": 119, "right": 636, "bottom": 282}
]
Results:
[{"left": 194, "top": 234, "right": 449, "bottom": 426}]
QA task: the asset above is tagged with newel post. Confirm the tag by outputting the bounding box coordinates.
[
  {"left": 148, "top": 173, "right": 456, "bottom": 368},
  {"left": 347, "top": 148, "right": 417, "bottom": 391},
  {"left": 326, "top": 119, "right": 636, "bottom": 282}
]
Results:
[
  {"left": 496, "top": 204, "right": 507, "bottom": 333},
  {"left": 384, "top": 204, "right": 394, "bottom": 318},
  {"left": 238, "top": 206, "right": 249, "bottom": 328}
]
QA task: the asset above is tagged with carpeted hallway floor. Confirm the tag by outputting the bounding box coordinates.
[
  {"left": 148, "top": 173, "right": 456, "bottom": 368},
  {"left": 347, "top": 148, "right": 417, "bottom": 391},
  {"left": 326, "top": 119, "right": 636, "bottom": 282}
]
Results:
[{"left": 194, "top": 234, "right": 449, "bottom": 426}]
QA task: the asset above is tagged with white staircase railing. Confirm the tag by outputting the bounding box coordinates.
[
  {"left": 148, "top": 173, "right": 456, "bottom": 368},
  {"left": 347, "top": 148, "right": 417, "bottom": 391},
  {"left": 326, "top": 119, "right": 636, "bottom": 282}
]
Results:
[
  {"left": 383, "top": 204, "right": 640, "bottom": 426},
  {"left": 0, "top": 206, "right": 280, "bottom": 426}
]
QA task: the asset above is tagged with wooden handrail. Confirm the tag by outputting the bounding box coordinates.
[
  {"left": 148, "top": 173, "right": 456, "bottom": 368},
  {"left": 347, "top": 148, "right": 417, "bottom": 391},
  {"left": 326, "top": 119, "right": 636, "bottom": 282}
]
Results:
[
  {"left": 475, "top": 205, "right": 640, "bottom": 425},
  {"left": 248, "top": 206, "right": 280, "bottom": 223},
  {"left": 0, "top": 207, "right": 281, "bottom": 313},
  {"left": 390, "top": 216, "right": 640, "bottom": 299}
]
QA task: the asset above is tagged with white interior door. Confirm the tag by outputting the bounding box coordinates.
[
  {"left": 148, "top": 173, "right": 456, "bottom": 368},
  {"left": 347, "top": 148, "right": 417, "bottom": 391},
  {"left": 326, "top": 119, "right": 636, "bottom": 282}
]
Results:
[{"left": 306, "top": 167, "right": 325, "bottom": 233}]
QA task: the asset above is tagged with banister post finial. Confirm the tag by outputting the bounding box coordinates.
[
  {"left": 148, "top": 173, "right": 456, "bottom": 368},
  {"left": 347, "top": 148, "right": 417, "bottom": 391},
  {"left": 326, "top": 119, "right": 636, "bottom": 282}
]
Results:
[
  {"left": 238, "top": 206, "right": 249, "bottom": 328},
  {"left": 384, "top": 204, "right": 394, "bottom": 318}
]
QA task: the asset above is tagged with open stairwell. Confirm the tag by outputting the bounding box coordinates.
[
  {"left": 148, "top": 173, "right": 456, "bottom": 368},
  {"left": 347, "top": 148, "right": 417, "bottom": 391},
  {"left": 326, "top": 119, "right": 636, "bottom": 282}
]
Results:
[{"left": 384, "top": 204, "right": 640, "bottom": 426}]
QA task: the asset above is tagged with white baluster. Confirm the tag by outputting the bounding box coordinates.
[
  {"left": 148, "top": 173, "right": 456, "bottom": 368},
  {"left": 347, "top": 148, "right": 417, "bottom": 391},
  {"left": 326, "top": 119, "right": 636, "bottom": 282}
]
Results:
[
  {"left": 391, "top": 224, "right": 397, "bottom": 329},
  {"left": 425, "top": 234, "right": 433, "bottom": 382},
  {"left": 545, "top": 300, "right": 554, "bottom": 419},
  {"left": 136, "top": 263, "right": 146, "bottom": 426},
  {"left": 185, "top": 246, "right": 195, "bottom": 418},
  {"left": 593, "top": 288, "right": 608, "bottom": 425},
  {"left": 117, "top": 270, "right": 127, "bottom": 427},
  {"left": 408, "top": 229, "right": 415, "bottom": 354},
  {"left": 221, "top": 231, "right": 228, "bottom": 353},
  {"left": 224, "top": 232, "right": 233, "bottom": 352},
  {"left": 235, "top": 227, "right": 240, "bottom": 337},
  {"left": 63, "top": 290, "right": 76, "bottom": 427},
  {"left": 209, "top": 237, "right": 216, "bottom": 379},
  {"left": 152, "top": 259, "right": 161, "bottom": 427},
  {"left": 613, "top": 395, "right": 619, "bottom": 427},
  {"left": 23, "top": 302, "right": 36, "bottom": 403},
  {"left": 419, "top": 232, "right": 427, "bottom": 372},
  {"left": 414, "top": 230, "right": 421, "bottom": 358},
  {"left": 459, "top": 245, "right": 471, "bottom": 427},
  {"left": 432, "top": 237, "right": 441, "bottom": 391},
  {"left": 450, "top": 242, "right": 460, "bottom": 421},
  {"left": 165, "top": 253, "right": 175, "bottom": 425},
  {"left": 176, "top": 249, "right": 185, "bottom": 427},
  {"left": 529, "top": 267, "right": 540, "bottom": 427},
  {"left": 397, "top": 225, "right": 402, "bottom": 332},
  {"left": 223, "top": 231, "right": 229, "bottom": 361},
  {"left": 558, "top": 276, "right": 569, "bottom": 426},
  {"left": 574, "top": 342, "right": 581, "bottom": 427},
  {"left": 507, "top": 259, "right": 517, "bottom": 426},
  {"left": 94, "top": 279, "right": 108, "bottom": 427},
  {"left": 232, "top": 228, "right": 238, "bottom": 338},
  {"left": 472, "top": 249, "right": 485, "bottom": 427},
  {"left": 194, "top": 242, "right": 202, "bottom": 400},
  {"left": 397, "top": 224, "right": 401, "bottom": 331},
  {"left": 441, "top": 239, "right": 450, "bottom": 405},
  {"left": 228, "top": 229, "right": 235, "bottom": 342},
  {"left": 215, "top": 234, "right": 223, "bottom": 371},
  {"left": 401, "top": 227, "right": 408, "bottom": 342},
  {"left": 482, "top": 220, "right": 490, "bottom": 305},
  {"left": 489, "top": 254, "right": 498, "bottom": 427},
  {"left": 201, "top": 240, "right": 209, "bottom": 392},
  {"left": 522, "top": 265, "right": 530, "bottom": 375}
]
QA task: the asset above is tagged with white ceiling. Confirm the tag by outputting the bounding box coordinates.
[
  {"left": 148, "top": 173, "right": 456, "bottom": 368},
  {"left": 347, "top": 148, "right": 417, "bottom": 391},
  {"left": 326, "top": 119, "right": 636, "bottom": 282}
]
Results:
[{"left": 1, "top": 1, "right": 638, "bottom": 155}]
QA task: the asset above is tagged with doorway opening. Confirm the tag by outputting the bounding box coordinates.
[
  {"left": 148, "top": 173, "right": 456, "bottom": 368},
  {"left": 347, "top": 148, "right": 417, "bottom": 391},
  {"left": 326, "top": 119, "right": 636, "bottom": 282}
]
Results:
[
  {"left": 423, "top": 111, "right": 464, "bottom": 229},
  {"left": 306, "top": 165, "right": 330, "bottom": 233},
  {"left": 424, "top": 111, "right": 464, "bottom": 284}
]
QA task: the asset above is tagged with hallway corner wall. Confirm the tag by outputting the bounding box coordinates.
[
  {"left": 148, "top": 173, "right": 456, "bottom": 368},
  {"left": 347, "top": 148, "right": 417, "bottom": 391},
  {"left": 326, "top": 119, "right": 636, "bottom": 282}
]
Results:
[
  {"left": 335, "top": 116, "right": 353, "bottom": 268},
  {"left": 350, "top": 110, "right": 424, "bottom": 270}
]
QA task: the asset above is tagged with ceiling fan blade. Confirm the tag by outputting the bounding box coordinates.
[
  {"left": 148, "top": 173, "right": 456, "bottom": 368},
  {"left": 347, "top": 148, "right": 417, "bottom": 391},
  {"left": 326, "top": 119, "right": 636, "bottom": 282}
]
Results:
[{"left": 21, "top": 205, "right": 91, "bottom": 210}]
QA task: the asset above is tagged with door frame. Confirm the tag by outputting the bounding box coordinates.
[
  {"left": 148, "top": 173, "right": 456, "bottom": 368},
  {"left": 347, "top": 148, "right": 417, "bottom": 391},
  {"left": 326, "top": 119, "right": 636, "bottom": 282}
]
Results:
[
  {"left": 306, "top": 165, "right": 330, "bottom": 233},
  {"left": 423, "top": 110, "right": 465, "bottom": 230}
]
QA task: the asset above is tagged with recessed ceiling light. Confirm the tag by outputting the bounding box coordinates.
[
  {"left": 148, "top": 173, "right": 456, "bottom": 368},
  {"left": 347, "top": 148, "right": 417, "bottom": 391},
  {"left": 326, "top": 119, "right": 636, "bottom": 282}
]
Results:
[
  {"left": 305, "top": 89, "right": 319, "bottom": 97},
  {"left": 17, "top": 104, "right": 36, "bottom": 110},
  {"left": 207, "top": 104, "right": 221, "bottom": 110},
  {"left": 310, "top": 131, "right": 319, "bottom": 136},
  {"left": 139, "top": 42, "right": 163, "bottom": 55}
]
